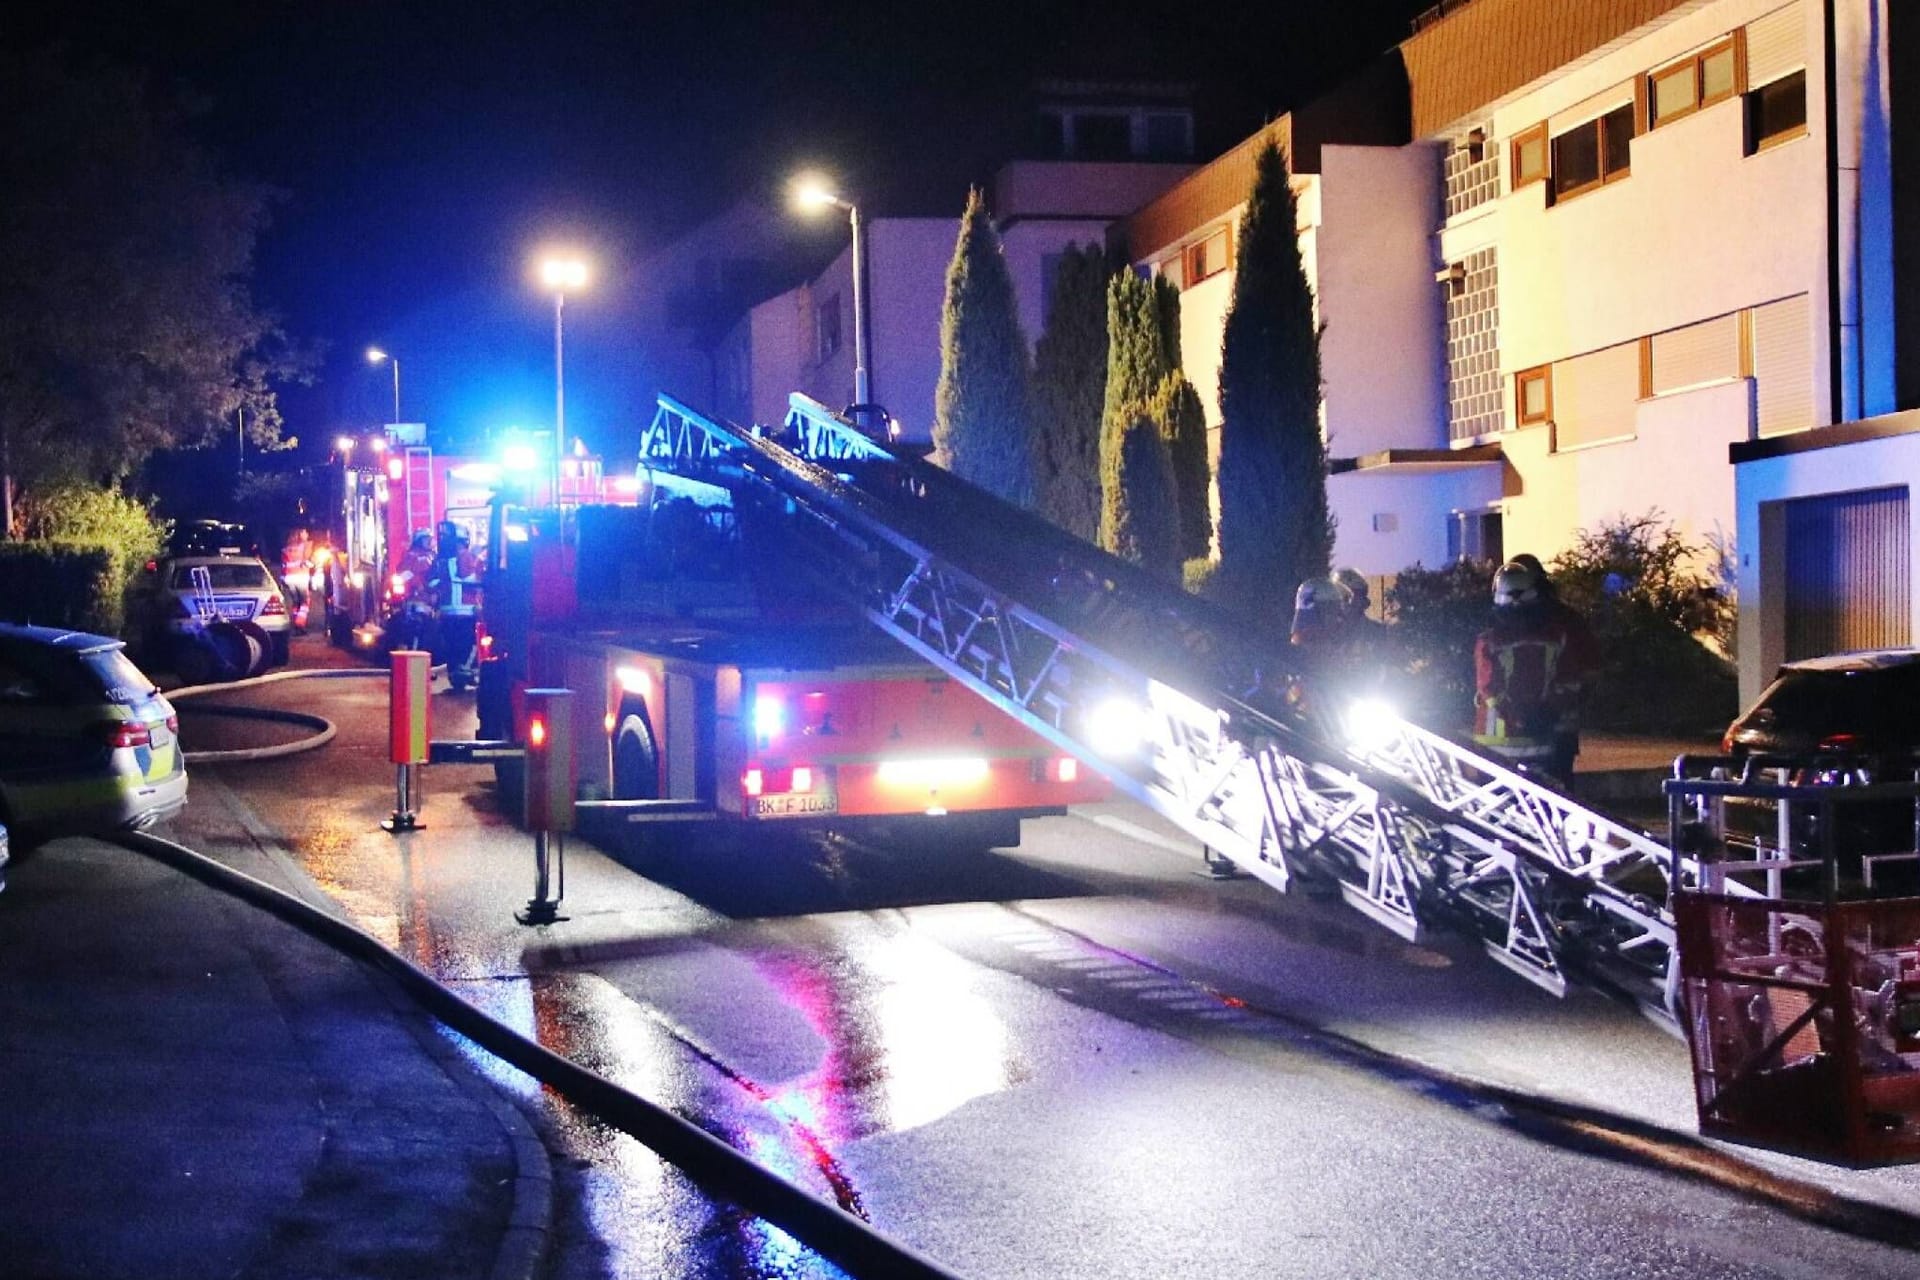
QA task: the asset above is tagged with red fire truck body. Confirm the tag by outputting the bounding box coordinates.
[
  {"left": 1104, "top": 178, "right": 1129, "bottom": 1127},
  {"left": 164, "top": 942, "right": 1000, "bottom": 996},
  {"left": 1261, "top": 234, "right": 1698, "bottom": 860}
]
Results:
[{"left": 480, "top": 481, "right": 1107, "bottom": 846}]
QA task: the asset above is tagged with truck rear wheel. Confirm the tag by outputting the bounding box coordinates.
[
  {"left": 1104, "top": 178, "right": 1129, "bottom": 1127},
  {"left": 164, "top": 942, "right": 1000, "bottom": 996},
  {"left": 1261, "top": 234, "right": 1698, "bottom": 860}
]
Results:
[{"left": 613, "top": 714, "right": 659, "bottom": 800}]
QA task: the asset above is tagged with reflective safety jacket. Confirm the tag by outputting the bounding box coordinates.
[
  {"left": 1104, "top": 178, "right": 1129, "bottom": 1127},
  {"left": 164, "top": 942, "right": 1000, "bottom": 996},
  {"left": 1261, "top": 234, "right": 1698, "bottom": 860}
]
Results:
[{"left": 1471, "top": 607, "right": 1593, "bottom": 758}]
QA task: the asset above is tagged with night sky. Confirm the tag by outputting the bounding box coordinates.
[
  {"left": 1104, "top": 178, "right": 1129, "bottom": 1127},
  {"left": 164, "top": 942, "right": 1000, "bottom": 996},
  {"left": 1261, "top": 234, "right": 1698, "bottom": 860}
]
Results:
[{"left": 15, "top": 0, "right": 1432, "bottom": 469}]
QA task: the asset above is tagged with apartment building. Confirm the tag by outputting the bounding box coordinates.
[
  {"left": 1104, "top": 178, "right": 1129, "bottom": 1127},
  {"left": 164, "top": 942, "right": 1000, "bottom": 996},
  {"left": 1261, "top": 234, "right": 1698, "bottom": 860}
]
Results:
[{"left": 1118, "top": 0, "right": 1920, "bottom": 701}]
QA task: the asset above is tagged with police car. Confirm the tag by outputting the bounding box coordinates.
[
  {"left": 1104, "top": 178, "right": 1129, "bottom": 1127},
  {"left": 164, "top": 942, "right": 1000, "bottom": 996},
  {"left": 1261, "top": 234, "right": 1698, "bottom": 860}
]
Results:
[{"left": 0, "top": 624, "right": 187, "bottom": 844}]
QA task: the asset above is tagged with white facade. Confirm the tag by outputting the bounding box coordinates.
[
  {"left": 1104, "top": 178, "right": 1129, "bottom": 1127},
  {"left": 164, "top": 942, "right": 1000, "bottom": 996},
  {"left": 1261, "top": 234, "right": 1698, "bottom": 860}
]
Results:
[{"left": 1123, "top": 0, "right": 1916, "bottom": 693}]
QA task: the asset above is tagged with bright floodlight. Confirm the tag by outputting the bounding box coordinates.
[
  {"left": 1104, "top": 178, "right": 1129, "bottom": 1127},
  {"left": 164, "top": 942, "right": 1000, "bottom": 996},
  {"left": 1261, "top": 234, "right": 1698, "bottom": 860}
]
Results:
[
  {"left": 539, "top": 256, "right": 589, "bottom": 291},
  {"left": 365, "top": 347, "right": 389, "bottom": 365},
  {"left": 334, "top": 435, "right": 355, "bottom": 453},
  {"left": 1086, "top": 695, "right": 1149, "bottom": 759},
  {"left": 790, "top": 173, "right": 845, "bottom": 213},
  {"left": 1344, "top": 697, "right": 1403, "bottom": 756},
  {"left": 501, "top": 442, "right": 540, "bottom": 473}
]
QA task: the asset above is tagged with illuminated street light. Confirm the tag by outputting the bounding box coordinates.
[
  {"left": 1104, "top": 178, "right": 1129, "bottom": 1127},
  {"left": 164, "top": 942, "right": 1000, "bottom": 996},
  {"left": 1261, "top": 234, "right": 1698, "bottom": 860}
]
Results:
[
  {"left": 536, "top": 255, "right": 589, "bottom": 501},
  {"left": 334, "top": 435, "right": 356, "bottom": 457},
  {"left": 790, "top": 172, "right": 872, "bottom": 424},
  {"left": 365, "top": 347, "right": 401, "bottom": 426}
]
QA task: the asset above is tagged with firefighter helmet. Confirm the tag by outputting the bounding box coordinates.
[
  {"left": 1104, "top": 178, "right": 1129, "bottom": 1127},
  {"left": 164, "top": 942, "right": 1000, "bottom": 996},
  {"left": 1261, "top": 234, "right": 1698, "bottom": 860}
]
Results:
[
  {"left": 1492, "top": 560, "right": 1543, "bottom": 607},
  {"left": 1294, "top": 577, "right": 1352, "bottom": 614},
  {"left": 1333, "top": 567, "right": 1370, "bottom": 613},
  {"left": 410, "top": 530, "right": 433, "bottom": 552}
]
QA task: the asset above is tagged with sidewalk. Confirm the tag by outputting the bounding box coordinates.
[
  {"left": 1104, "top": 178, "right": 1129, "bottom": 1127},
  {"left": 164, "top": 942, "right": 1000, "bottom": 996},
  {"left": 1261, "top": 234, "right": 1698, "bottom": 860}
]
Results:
[{"left": 0, "top": 786, "right": 548, "bottom": 1280}]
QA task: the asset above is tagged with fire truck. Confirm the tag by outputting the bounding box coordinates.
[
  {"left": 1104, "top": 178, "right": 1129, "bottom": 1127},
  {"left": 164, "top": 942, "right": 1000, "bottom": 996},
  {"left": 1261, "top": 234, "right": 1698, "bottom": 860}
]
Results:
[
  {"left": 473, "top": 417, "right": 1108, "bottom": 849},
  {"left": 324, "top": 427, "right": 612, "bottom": 653}
]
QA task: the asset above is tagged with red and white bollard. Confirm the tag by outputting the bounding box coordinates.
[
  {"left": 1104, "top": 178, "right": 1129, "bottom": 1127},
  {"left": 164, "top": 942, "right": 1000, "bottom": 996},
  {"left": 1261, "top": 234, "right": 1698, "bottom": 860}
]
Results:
[
  {"left": 383, "top": 649, "right": 432, "bottom": 832},
  {"left": 516, "top": 687, "right": 575, "bottom": 924}
]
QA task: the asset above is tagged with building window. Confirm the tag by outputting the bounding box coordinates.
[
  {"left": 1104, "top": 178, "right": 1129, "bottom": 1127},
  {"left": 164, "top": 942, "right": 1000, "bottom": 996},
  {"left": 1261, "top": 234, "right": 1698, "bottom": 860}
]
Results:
[
  {"left": 1550, "top": 341, "right": 1641, "bottom": 452},
  {"left": 1448, "top": 509, "right": 1504, "bottom": 564},
  {"left": 1034, "top": 111, "right": 1066, "bottom": 158},
  {"left": 1549, "top": 103, "right": 1633, "bottom": 200},
  {"left": 1182, "top": 226, "right": 1231, "bottom": 287},
  {"left": 1510, "top": 124, "right": 1547, "bottom": 190},
  {"left": 1144, "top": 112, "right": 1191, "bottom": 160},
  {"left": 1515, "top": 366, "right": 1552, "bottom": 425},
  {"left": 1748, "top": 69, "right": 1807, "bottom": 152},
  {"left": 1649, "top": 38, "right": 1740, "bottom": 129},
  {"left": 1074, "top": 113, "right": 1131, "bottom": 160},
  {"left": 815, "top": 294, "right": 842, "bottom": 364}
]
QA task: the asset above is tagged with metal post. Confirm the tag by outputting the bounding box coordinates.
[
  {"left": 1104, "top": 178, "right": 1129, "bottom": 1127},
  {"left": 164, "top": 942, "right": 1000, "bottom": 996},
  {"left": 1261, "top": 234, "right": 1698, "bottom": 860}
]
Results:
[
  {"left": 553, "top": 290, "right": 566, "bottom": 504},
  {"left": 850, "top": 203, "right": 871, "bottom": 414},
  {"left": 390, "top": 355, "right": 402, "bottom": 427}
]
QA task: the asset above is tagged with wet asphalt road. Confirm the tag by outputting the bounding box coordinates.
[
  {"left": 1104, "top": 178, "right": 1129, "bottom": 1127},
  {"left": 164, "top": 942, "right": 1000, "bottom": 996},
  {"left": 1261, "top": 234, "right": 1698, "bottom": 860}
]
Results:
[{"left": 171, "top": 661, "right": 1920, "bottom": 1279}]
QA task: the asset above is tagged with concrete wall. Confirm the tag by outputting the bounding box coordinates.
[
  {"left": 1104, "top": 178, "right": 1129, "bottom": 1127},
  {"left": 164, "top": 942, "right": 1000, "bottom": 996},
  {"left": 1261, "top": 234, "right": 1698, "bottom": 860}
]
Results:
[
  {"left": 999, "top": 219, "right": 1113, "bottom": 354},
  {"left": 994, "top": 160, "right": 1193, "bottom": 221}
]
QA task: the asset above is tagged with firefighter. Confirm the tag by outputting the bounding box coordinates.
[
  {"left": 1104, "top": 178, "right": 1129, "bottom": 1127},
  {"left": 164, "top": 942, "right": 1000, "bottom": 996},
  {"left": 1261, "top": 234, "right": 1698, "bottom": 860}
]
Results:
[
  {"left": 1508, "top": 552, "right": 1598, "bottom": 777},
  {"left": 395, "top": 530, "right": 436, "bottom": 603},
  {"left": 280, "top": 526, "right": 313, "bottom": 625},
  {"left": 1472, "top": 559, "right": 1592, "bottom": 783}
]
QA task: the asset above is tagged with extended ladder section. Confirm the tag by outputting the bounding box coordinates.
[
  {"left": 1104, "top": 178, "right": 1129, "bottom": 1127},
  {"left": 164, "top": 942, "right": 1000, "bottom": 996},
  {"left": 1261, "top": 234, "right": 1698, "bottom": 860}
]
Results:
[
  {"left": 639, "top": 392, "right": 1745, "bottom": 1016},
  {"left": 403, "top": 444, "right": 435, "bottom": 540}
]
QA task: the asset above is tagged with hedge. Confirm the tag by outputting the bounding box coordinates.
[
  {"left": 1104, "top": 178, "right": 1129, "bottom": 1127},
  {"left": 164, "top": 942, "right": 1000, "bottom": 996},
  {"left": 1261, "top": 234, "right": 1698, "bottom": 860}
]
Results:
[{"left": 0, "top": 540, "right": 126, "bottom": 636}]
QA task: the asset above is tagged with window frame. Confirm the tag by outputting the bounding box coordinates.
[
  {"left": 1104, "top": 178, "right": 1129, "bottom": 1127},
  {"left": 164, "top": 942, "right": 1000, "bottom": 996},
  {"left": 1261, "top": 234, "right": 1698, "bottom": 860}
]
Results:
[
  {"left": 1509, "top": 123, "right": 1548, "bottom": 190},
  {"left": 1545, "top": 102, "right": 1635, "bottom": 204},
  {"left": 1747, "top": 67, "right": 1809, "bottom": 153},
  {"left": 1649, "top": 36, "right": 1742, "bottom": 130},
  {"left": 1182, "top": 225, "right": 1232, "bottom": 288},
  {"left": 1515, "top": 365, "right": 1553, "bottom": 426}
]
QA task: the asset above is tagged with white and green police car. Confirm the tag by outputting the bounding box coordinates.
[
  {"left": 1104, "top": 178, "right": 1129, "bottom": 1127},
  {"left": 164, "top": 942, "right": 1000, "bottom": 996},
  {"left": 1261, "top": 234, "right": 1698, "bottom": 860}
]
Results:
[{"left": 0, "top": 624, "right": 187, "bottom": 846}]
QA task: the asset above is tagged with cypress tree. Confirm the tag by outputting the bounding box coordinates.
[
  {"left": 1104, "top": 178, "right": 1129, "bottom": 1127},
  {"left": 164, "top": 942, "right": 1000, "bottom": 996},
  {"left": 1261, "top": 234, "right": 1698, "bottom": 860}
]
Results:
[
  {"left": 1151, "top": 274, "right": 1183, "bottom": 379},
  {"left": 1032, "top": 244, "right": 1109, "bottom": 540},
  {"left": 1153, "top": 371, "right": 1211, "bottom": 561},
  {"left": 933, "top": 188, "right": 1035, "bottom": 505},
  {"left": 1099, "top": 407, "right": 1180, "bottom": 581},
  {"left": 1216, "top": 141, "right": 1333, "bottom": 625},
  {"left": 1098, "top": 270, "right": 1164, "bottom": 558}
]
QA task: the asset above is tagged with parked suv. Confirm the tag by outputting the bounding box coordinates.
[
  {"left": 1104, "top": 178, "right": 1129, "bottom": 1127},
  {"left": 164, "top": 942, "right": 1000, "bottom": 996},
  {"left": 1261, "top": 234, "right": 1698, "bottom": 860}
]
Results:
[
  {"left": 1723, "top": 649, "right": 1920, "bottom": 776},
  {"left": 133, "top": 555, "right": 292, "bottom": 669}
]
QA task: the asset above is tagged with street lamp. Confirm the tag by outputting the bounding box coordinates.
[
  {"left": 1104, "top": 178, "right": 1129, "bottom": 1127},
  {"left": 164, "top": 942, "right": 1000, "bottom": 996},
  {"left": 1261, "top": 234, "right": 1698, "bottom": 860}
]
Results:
[
  {"left": 366, "top": 347, "right": 401, "bottom": 426},
  {"left": 791, "top": 173, "right": 872, "bottom": 424},
  {"left": 537, "top": 255, "right": 589, "bottom": 504}
]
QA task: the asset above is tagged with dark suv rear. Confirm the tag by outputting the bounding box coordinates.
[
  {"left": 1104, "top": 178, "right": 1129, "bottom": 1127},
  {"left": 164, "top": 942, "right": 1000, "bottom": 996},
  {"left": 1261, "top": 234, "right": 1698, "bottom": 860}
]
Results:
[{"left": 1724, "top": 650, "right": 1920, "bottom": 775}]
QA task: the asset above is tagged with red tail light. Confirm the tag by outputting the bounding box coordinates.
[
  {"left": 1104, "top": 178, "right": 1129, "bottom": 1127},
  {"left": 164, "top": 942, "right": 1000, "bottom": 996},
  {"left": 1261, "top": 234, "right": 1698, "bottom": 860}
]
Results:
[
  {"left": 790, "top": 766, "right": 813, "bottom": 794},
  {"left": 1818, "top": 733, "right": 1862, "bottom": 752},
  {"left": 261, "top": 595, "right": 287, "bottom": 616},
  {"left": 742, "top": 767, "right": 765, "bottom": 797},
  {"left": 98, "top": 721, "right": 152, "bottom": 750},
  {"left": 165, "top": 715, "right": 179, "bottom": 734}
]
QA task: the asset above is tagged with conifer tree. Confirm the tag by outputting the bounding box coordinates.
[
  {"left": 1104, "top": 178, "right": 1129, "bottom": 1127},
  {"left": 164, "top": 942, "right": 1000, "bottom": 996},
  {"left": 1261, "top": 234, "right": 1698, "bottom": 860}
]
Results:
[
  {"left": 1032, "top": 244, "right": 1109, "bottom": 540},
  {"left": 1153, "top": 371, "right": 1211, "bottom": 561},
  {"left": 1151, "top": 275, "right": 1183, "bottom": 379},
  {"left": 933, "top": 188, "right": 1034, "bottom": 505},
  {"left": 1216, "top": 141, "right": 1333, "bottom": 624},
  {"left": 1099, "top": 407, "right": 1181, "bottom": 581}
]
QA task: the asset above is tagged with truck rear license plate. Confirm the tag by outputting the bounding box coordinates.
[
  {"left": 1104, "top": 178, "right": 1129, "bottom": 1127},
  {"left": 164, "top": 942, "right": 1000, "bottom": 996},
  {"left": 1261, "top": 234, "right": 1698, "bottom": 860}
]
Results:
[{"left": 750, "top": 789, "right": 838, "bottom": 818}]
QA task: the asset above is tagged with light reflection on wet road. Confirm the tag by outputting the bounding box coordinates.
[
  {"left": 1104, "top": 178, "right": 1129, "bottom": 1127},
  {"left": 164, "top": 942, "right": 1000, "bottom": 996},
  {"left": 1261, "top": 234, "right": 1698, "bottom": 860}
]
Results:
[{"left": 174, "top": 668, "right": 1920, "bottom": 1280}]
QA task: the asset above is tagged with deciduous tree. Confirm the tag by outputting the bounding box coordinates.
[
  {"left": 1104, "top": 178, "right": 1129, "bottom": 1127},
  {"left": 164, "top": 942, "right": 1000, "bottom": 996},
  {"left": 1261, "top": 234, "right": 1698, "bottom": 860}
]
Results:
[{"left": 0, "top": 49, "right": 304, "bottom": 535}]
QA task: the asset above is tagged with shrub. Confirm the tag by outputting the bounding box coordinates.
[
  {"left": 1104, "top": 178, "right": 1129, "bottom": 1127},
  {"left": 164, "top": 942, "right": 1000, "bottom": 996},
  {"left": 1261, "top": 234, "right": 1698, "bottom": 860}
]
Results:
[
  {"left": 1384, "top": 514, "right": 1739, "bottom": 738},
  {"left": 1382, "top": 558, "right": 1496, "bottom": 727},
  {"left": 1182, "top": 556, "right": 1222, "bottom": 599},
  {"left": 0, "top": 540, "right": 124, "bottom": 635},
  {"left": 14, "top": 483, "right": 170, "bottom": 613}
]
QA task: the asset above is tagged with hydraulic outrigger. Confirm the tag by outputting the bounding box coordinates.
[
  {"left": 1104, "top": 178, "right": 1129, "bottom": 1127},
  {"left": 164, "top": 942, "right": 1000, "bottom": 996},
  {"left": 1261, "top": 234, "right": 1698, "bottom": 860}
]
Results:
[{"left": 637, "top": 392, "right": 1757, "bottom": 1020}]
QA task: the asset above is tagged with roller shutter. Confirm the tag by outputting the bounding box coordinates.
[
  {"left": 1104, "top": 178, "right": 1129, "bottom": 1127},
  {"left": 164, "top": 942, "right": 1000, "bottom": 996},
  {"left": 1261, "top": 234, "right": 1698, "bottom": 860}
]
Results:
[
  {"left": 1752, "top": 294, "right": 1813, "bottom": 437},
  {"left": 1551, "top": 341, "right": 1639, "bottom": 450},
  {"left": 1746, "top": 2, "right": 1806, "bottom": 88},
  {"left": 1783, "top": 486, "right": 1910, "bottom": 660}
]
